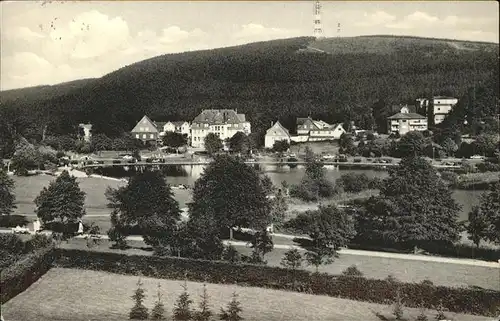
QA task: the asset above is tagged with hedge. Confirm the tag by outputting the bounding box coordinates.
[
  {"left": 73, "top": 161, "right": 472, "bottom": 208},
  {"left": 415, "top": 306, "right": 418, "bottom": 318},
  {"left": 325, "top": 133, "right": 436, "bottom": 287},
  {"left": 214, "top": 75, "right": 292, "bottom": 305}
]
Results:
[
  {"left": 1, "top": 246, "right": 56, "bottom": 304},
  {"left": 0, "top": 215, "right": 29, "bottom": 228},
  {"left": 55, "top": 249, "right": 500, "bottom": 316}
]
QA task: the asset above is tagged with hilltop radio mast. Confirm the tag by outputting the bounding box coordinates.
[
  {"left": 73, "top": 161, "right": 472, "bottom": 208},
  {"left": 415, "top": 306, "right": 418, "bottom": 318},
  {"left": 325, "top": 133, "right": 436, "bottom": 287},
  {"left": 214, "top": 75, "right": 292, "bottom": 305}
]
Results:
[{"left": 313, "top": 0, "right": 324, "bottom": 38}]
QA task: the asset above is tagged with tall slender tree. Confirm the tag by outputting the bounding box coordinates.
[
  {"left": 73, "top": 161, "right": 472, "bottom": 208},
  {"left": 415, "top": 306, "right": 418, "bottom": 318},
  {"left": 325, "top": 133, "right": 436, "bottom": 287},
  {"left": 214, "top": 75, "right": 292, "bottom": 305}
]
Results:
[{"left": 0, "top": 169, "right": 16, "bottom": 216}]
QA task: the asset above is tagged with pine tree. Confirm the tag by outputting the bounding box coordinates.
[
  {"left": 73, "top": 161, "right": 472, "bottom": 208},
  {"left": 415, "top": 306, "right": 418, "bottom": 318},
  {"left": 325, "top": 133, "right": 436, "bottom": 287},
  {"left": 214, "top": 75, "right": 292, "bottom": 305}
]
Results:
[
  {"left": 173, "top": 281, "right": 193, "bottom": 321},
  {"left": 219, "top": 292, "right": 243, "bottom": 321},
  {"left": 0, "top": 169, "right": 16, "bottom": 215},
  {"left": 151, "top": 283, "right": 166, "bottom": 320},
  {"left": 392, "top": 290, "right": 405, "bottom": 321},
  {"left": 416, "top": 306, "right": 428, "bottom": 321},
  {"left": 193, "top": 284, "right": 213, "bottom": 321},
  {"left": 129, "top": 279, "right": 149, "bottom": 320}
]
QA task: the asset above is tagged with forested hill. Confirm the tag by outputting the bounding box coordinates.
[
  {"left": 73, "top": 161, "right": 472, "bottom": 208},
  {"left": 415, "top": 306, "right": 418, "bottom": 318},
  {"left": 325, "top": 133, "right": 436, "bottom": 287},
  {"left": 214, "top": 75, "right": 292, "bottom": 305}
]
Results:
[{"left": 1, "top": 35, "right": 498, "bottom": 141}]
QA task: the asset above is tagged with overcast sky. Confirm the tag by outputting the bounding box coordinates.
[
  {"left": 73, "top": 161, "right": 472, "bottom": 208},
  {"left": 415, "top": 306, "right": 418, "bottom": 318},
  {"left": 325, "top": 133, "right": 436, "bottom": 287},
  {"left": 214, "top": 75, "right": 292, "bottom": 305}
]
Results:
[{"left": 1, "top": 1, "right": 498, "bottom": 90}]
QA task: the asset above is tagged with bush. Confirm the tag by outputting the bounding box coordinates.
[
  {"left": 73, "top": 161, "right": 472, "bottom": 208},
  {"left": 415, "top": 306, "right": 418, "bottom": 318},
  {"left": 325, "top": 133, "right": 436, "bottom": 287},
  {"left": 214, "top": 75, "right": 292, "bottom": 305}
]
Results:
[
  {"left": 353, "top": 158, "right": 362, "bottom": 163},
  {"left": 476, "top": 162, "right": 500, "bottom": 173},
  {"left": 0, "top": 215, "right": 29, "bottom": 228},
  {"left": 70, "top": 160, "right": 79, "bottom": 165},
  {"left": 336, "top": 173, "right": 371, "bottom": 193},
  {"left": 341, "top": 265, "right": 364, "bottom": 277},
  {"left": 1, "top": 246, "right": 55, "bottom": 304},
  {"left": 112, "top": 160, "right": 122, "bottom": 164},
  {"left": 55, "top": 249, "right": 500, "bottom": 316},
  {"left": 0, "top": 233, "right": 25, "bottom": 254},
  {"left": 24, "top": 234, "right": 53, "bottom": 252}
]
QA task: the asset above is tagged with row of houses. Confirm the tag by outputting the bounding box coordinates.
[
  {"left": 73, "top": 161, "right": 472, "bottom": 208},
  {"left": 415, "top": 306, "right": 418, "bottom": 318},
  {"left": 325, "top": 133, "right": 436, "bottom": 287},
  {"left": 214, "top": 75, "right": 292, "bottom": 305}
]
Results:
[
  {"left": 264, "top": 118, "right": 346, "bottom": 148},
  {"left": 129, "top": 95, "right": 458, "bottom": 150},
  {"left": 387, "top": 96, "right": 458, "bottom": 136},
  {"left": 130, "top": 110, "right": 348, "bottom": 150}
]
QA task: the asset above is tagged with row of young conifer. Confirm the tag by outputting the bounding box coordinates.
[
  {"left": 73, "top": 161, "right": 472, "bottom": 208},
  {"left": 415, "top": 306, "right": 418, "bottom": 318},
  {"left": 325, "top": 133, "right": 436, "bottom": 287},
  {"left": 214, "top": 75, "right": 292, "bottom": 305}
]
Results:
[{"left": 129, "top": 279, "right": 243, "bottom": 321}]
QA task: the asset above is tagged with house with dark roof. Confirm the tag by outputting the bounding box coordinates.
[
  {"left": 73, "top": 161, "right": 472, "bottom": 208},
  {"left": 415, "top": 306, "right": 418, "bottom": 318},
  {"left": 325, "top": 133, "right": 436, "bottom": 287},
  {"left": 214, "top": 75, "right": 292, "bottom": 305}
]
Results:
[
  {"left": 293, "top": 116, "right": 346, "bottom": 142},
  {"left": 264, "top": 121, "right": 291, "bottom": 149},
  {"left": 387, "top": 106, "right": 427, "bottom": 135},
  {"left": 190, "top": 109, "right": 251, "bottom": 148}
]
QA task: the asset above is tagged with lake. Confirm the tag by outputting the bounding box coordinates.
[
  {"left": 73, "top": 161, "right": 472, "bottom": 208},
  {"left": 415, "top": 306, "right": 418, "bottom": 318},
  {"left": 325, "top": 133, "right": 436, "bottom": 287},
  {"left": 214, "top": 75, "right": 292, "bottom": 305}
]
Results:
[{"left": 91, "top": 164, "right": 484, "bottom": 222}]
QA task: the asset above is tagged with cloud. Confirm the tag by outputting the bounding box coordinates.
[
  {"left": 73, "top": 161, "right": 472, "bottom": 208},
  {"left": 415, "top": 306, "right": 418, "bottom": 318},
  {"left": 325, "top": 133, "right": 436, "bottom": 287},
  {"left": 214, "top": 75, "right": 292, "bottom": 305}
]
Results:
[
  {"left": 234, "top": 23, "right": 300, "bottom": 42},
  {"left": 1, "top": 10, "right": 212, "bottom": 90},
  {"left": 387, "top": 11, "right": 439, "bottom": 29},
  {"left": 355, "top": 11, "right": 396, "bottom": 27}
]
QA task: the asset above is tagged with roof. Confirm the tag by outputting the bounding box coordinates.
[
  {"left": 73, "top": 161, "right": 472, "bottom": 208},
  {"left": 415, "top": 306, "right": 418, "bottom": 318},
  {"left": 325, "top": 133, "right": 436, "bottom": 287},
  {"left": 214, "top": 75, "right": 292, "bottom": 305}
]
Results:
[
  {"left": 297, "top": 117, "right": 320, "bottom": 130},
  {"left": 433, "top": 96, "right": 457, "bottom": 100},
  {"left": 154, "top": 121, "right": 167, "bottom": 129},
  {"left": 171, "top": 121, "right": 188, "bottom": 126},
  {"left": 192, "top": 109, "right": 247, "bottom": 124},
  {"left": 388, "top": 112, "right": 426, "bottom": 120},
  {"left": 391, "top": 104, "right": 417, "bottom": 114},
  {"left": 266, "top": 121, "right": 290, "bottom": 136}
]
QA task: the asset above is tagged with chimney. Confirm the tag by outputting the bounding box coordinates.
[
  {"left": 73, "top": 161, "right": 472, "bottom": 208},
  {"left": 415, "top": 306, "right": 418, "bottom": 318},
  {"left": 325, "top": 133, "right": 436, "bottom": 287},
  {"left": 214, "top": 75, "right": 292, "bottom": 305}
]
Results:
[{"left": 271, "top": 121, "right": 273, "bottom": 127}]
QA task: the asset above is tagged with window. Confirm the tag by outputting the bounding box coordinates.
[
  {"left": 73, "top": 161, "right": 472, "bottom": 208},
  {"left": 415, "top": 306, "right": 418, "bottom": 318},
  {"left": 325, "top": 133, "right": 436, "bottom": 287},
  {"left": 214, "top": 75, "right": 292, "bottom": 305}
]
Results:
[
  {"left": 142, "top": 134, "right": 146, "bottom": 139},
  {"left": 145, "top": 127, "right": 149, "bottom": 132},
  {"left": 139, "top": 127, "right": 144, "bottom": 131},
  {"left": 150, "top": 134, "right": 154, "bottom": 139},
  {"left": 135, "top": 134, "right": 139, "bottom": 139},
  {"left": 402, "top": 120, "right": 407, "bottom": 123}
]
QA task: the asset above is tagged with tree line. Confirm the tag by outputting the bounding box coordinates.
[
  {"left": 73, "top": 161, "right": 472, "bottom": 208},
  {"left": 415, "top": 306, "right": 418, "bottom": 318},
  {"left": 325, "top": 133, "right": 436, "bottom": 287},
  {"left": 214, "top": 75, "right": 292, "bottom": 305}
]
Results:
[{"left": 1, "top": 36, "right": 497, "bottom": 158}]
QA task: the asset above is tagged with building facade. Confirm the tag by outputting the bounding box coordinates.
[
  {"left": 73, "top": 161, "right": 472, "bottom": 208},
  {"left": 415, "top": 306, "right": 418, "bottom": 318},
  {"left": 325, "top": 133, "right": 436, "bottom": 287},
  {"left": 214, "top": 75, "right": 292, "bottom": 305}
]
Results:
[
  {"left": 387, "top": 106, "right": 428, "bottom": 135},
  {"left": 293, "top": 117, "right": 345, "bottom": 142},
  {"left": 264, "top": 121, "right": 291, "bottom": 149},
  {"left": 162, "top": 121, "right": 191, "bottom": 137},
  {"left": 78, "top": 123, "right": 92, "bottom": 142},
  {"left": 131, "top": 115, "right": 160, "bottom": 144},
  {"left": 190, "top": 109, "right": 251, "bottom": 148},
  {"left": 416, "top": 96, "right": 459, "bottom": 125}
]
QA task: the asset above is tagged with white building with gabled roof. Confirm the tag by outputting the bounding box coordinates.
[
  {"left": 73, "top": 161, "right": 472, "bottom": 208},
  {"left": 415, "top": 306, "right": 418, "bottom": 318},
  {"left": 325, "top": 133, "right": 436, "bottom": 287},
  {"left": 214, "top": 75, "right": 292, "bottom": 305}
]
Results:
[{"left": 264, "top": 121, "right": 291, "bottom": 149}]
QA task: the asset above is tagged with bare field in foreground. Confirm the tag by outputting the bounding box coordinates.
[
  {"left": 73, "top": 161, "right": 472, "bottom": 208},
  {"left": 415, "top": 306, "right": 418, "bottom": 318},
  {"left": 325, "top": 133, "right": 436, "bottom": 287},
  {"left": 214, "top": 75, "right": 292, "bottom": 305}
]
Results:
[{"left": 2, "top": 268, "right": 493, "bottom": 321}]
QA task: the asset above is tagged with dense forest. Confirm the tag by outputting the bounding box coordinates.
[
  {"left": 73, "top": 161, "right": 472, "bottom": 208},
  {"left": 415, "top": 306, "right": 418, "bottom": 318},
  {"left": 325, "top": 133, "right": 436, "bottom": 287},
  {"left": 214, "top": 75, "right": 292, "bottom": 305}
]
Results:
[{"left": 0, "top": 35, "right": 498, "bottom": 156}]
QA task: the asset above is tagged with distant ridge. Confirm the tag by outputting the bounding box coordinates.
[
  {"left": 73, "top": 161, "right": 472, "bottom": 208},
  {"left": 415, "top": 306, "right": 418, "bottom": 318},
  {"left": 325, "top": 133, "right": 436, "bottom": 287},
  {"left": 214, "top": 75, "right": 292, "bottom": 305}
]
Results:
[{"left": 0, "top": 35, "right": 497, "bottom": 140}]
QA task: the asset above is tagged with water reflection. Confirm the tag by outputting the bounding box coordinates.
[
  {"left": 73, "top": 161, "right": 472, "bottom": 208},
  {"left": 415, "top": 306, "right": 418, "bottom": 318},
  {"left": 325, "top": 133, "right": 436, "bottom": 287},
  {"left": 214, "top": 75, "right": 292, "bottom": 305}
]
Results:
[{"left": 91, "top": 164, "right": 481, "bottom": 221}]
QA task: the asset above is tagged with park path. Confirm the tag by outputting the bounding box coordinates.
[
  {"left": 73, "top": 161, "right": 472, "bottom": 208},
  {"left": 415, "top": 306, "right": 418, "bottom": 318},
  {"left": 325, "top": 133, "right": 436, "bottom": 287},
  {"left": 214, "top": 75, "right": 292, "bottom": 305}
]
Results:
[{"left": 2, "top": 229, "right": 498, "bottom": 268}]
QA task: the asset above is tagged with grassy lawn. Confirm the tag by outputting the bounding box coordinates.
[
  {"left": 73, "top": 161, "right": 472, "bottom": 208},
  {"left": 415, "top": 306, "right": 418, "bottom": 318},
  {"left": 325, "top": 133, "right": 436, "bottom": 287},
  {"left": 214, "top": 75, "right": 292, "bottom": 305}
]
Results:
[
  {"left": 11, "top": 174, "right": 192, "bottom": 215},
  {"left": 2, "top": 268, "right": 492, "bottom": 321},
  {"left": 59, "top": 238, "right": 500, "bottom": 291}
]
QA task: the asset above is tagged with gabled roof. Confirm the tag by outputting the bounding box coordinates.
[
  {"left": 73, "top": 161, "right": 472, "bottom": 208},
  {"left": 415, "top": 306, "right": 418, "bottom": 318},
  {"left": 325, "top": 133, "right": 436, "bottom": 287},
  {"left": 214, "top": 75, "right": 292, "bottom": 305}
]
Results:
[
  {"left": 154, "top": 121, "right": 167, "bottom": 129},
  {"left": 391, "top": 104, "right": 417, "bottom": 114},
  {"left": 297, "top": 117, "right": 320, "bottom": 130},
  {"left": 388, "top": 112, "right": 426, "bottom": 120},
  {"left": 131, "top": 115, "right": 159, "bottom": 133},
  {"left": 193, "top": 109, "right": 247, "bottom": 124},
  {"left": 266, "top": 121, "right": 290, "bottom": 137}
]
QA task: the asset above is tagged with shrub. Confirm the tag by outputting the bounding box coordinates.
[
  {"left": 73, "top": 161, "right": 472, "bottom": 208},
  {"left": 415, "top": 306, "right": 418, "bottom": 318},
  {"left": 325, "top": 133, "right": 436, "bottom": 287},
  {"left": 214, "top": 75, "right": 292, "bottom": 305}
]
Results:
[
  {"left": 0, "top": 215, "right": 29, "bottom": 228},
  {"left": 353, "top": 158, "right": 362, "bottom": 163},
  {"left": 0, "top": 233, "right": 25, "bottom": 254},
  {"left": 70, "top": 160, "right": 79, "bottom": 165},
  {"left": 1, "top": 246, "right": 55, "bottom": 304},
  {"left": 112, "top": 160, "right": 122, "bottom": 164},
  {"left": 341, "top": 265, "right": 363, "bottom": 277},
  {"left": 476, "top": 162, "right": 500, "bottom": 173},
  {"left": 24, "top": 234, "right": 53, "bottom": 252},
  {"left": 55, "top": 249, "right": 500, "bottom": 316}
]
